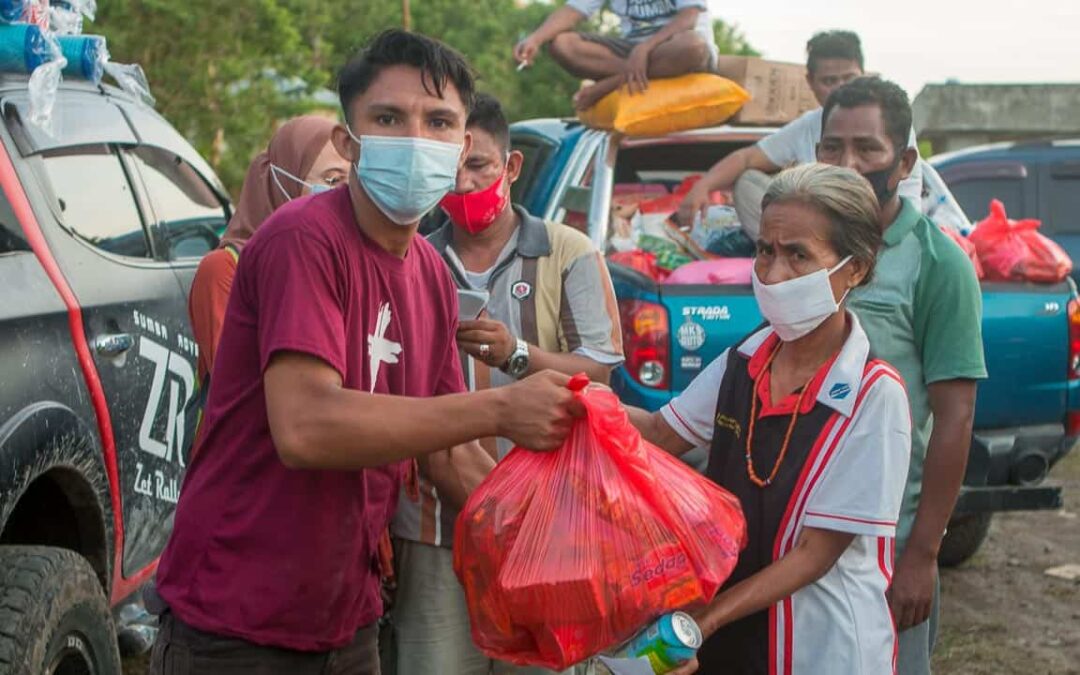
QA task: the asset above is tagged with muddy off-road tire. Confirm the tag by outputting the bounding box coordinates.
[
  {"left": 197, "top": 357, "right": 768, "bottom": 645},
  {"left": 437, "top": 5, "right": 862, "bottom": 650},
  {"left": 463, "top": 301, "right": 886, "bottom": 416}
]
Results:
[
  {"left": 0, "top": 546, "right": 121, "bottom": 675},
  {"left": 938, "top": 513, "right": 993, "bottom": 568}
]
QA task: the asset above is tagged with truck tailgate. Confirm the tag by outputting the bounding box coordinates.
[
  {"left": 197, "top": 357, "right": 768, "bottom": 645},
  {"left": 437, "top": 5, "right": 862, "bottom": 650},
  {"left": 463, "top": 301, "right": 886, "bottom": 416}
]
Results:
[
  {"left": 976, "top": 282, "right": 1075, "bottom": 428},
  {"left": 658, "top": 282, "right": 1077, "bottom": 429},
  {"left": 660, "top": 284, "right": 763, "bottom": 392}
]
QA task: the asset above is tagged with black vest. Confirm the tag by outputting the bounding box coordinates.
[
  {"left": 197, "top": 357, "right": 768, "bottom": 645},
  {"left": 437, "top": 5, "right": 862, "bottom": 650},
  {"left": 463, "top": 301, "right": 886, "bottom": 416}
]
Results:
[{"left": 697, "top": 348, "right": 839, "bottom": 674}]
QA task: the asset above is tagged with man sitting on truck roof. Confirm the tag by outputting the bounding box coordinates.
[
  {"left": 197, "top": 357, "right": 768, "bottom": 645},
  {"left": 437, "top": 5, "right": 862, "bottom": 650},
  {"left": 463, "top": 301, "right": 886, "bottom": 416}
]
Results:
[
  {"left": 514, "top": 1, "right": 718, "bottom": 111},
  {"left": 676, "top": 30, "right": 922, "bottom": 236},
  {"left": 817, "top": 75, "right": 987, "bottom": 675},
  {"left": 390, "top": 92, "right": 624, "bottom": 675}
]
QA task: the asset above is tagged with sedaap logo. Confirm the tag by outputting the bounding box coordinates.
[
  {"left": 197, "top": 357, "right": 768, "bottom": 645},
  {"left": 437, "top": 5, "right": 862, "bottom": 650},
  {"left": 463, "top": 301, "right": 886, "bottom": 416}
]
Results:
[{"left": 630, "top": 549, "right": 689, "bottom": 587}]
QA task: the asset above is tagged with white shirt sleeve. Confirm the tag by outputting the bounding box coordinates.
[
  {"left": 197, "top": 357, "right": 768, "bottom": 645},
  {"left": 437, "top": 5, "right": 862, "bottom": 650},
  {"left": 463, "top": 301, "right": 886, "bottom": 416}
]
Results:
[
  {"left": 802, "top": 372, "right": 912, "bottom": 538},
  {"left": 756, "top": 110, "right": 818, "bottom": 168},
  {"left": 566, "top": 0, "right": 604, "bottom": 18},
  {"left": 659, "top": 348, "right": 731, "bottom": 447}
]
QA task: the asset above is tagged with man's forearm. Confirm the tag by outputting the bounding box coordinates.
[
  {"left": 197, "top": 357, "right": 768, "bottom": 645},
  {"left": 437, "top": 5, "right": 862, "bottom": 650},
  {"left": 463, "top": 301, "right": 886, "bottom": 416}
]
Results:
[
  {"left": 270, "top": 382, "right": 505, "bottom": 471},
  {"left": 905, "top": 380, "right": 977, "bottom": 557},
  {"left": 904, "top": 420, "right": 971, "bottom": 557},
  {"left": 530, "top": 6, "right": 586, "bottom": 45},
  {"left": 640, "top": 8, "right": 700, "bottom": 50},
  {"left": 698, "top": 146, "right": 776, "bottom": 193},
  {"left": 527, "top": 346, "right": 613, "bottom": 384},
  {"left": 422, "top": 441, "right": 496, "bottom": 510}
]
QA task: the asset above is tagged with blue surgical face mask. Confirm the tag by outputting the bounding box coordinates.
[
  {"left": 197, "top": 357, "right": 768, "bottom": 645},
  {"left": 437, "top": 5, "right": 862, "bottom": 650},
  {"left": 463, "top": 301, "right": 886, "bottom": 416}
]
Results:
[{"left": 346, "top": 128, "right": 462, "bottom": 226}]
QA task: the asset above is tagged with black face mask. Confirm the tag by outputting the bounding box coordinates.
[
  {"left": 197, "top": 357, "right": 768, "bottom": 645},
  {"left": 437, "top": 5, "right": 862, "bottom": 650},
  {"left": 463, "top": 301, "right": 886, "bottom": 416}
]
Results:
[{"left": 861, "top": 155, "right": 903, "bottom": 206}]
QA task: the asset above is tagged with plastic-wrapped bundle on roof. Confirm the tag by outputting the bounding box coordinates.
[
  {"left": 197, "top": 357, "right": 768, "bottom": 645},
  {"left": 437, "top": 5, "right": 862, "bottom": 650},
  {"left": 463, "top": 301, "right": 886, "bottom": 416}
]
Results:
[
  {"left": 0, "top": 0, "right": 31, "bottom": 24},
  {"left": 57, "top": 33, "right": 103, "bottom": 83},
  {"left": 49, "top": 0, "right": 94, "bottom": 35},
  {"left": 0, "top": 22, "right": 54, "bottom": 73},
  {"left": 21, "top": 0, "right": 47, "bottom": 29}
]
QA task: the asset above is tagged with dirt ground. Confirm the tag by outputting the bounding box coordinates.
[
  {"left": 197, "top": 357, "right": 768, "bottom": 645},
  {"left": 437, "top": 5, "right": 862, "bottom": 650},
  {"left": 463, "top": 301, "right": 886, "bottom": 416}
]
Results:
[
  {"left": 931, "top": 448, "right": 1080, "bottom": 675},
  {"left": 122, "top": 450, "right": 1080, "bottom": 675}
]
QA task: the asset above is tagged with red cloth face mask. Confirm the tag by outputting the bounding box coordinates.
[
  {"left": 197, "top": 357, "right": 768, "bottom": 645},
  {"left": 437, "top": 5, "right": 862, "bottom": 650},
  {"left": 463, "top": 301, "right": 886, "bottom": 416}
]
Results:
[{"left": 440, "top": 173, "right": 509, "bottom": 234}]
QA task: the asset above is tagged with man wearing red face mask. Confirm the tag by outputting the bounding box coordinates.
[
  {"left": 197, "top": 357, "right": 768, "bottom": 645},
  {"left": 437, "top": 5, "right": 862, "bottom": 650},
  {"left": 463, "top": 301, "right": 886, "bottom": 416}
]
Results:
[{"left": 389, "top": 93, "right": 624, "bottom": 675}]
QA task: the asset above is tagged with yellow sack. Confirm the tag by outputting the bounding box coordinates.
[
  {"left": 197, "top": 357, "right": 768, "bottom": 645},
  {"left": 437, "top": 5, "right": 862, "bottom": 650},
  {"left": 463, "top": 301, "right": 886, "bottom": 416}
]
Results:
[{"left": 579, "top": 73, "right": 750, "bottom": 137}]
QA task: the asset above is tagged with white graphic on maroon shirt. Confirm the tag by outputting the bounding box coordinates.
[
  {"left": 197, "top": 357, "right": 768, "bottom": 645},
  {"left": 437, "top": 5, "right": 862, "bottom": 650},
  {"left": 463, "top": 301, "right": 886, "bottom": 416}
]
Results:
[{"left": 368, "top": 302, "right": 402, "bottom": 393}]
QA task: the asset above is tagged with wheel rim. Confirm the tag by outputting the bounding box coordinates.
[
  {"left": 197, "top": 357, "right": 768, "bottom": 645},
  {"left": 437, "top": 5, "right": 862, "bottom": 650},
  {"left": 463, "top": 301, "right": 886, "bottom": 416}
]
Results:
[{"left": 46, "top": 631, "right": 96, "bottom": 675}]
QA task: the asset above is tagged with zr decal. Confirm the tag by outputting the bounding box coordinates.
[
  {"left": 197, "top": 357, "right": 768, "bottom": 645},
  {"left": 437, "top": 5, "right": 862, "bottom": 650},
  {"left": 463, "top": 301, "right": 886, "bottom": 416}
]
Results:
[{"left": 137, "top": 336, "right": 195, "bottom": 468}]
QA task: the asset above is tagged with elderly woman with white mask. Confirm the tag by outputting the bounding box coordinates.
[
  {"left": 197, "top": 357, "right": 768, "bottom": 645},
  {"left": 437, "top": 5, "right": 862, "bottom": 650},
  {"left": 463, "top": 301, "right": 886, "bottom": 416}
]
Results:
[{"left": 630, "top": 163, "right": 912, "bottom": 675}]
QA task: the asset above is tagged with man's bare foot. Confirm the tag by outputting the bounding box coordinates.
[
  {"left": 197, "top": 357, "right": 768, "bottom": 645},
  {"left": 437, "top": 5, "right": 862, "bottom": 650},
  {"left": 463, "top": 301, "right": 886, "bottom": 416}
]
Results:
[{"left": 574, "top": 81, "right": 611, "bottom": 111}]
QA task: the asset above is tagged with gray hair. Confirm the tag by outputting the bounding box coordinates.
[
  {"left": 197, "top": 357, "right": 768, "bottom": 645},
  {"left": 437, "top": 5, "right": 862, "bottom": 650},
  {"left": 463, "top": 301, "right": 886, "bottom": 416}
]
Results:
[{"left": 761, "top": 163, "right": 882, "bottom": 285}]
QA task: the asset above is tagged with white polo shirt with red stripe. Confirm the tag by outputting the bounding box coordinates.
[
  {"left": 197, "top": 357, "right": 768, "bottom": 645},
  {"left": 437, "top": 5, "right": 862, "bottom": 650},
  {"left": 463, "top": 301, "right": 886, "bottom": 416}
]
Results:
[{"left": 660, "top": 311, "right": 912, "bottom": 674}]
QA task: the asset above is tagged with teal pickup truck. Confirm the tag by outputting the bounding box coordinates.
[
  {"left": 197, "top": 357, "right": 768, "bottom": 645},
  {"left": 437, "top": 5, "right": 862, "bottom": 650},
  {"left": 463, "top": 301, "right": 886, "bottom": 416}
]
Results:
[{"left": 509, "top": 119, "right": 1079, "bottom": 566}]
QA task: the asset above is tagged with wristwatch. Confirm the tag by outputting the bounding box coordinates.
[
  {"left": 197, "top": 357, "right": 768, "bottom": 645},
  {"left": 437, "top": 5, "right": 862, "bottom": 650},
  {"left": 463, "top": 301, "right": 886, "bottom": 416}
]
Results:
[{"left": 500, "top": 338, "right": 530, "bottom": 379}]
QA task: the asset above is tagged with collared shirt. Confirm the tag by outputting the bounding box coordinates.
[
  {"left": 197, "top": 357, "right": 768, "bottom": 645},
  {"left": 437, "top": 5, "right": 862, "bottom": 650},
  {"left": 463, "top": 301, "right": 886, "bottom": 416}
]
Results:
[
  {"left": 849, "top": 197, "right": 988, "bottom": 545},
  {"left": 392, "top": 206, "right": 624, "bottom": 547},
  {"left": 661, "top": 312, "right": 911, "bottom": 674},
  {"left": 156, "top": 187, "right": 464, "bottom": 650}
]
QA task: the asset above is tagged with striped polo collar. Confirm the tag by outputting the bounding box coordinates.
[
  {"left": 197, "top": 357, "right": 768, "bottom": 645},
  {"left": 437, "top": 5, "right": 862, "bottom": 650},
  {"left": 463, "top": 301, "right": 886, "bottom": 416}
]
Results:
[{"left": 737, "top": 310, "right": 873, "bottom": 418}]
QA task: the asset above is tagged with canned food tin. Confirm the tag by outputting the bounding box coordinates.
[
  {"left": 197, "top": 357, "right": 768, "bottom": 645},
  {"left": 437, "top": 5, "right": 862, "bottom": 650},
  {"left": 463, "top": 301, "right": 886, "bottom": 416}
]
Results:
[{"left": 621, "top": 611, "right": 702, "bottom": 674}]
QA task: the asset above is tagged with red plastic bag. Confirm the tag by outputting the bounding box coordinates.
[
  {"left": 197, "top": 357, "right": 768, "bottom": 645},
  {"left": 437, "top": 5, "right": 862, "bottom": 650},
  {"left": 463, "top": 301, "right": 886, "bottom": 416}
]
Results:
[
  {"left": 454, "top": 376, "right": 747, "bottom": 670},
  {"left": 969, "top": 200, "right": 1072, "bottom": 283},
  {"left": 940, "top": 226, "right": 984, "bottom": 280},
  {"left": 608, "top": 250, "right": 670, "bottom": 282}
]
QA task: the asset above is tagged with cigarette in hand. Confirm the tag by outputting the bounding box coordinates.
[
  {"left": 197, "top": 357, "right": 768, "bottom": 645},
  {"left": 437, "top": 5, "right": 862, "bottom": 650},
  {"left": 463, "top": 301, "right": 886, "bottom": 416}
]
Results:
[{"left": 517, "top": 61, "right": 528, "bottom": 72}]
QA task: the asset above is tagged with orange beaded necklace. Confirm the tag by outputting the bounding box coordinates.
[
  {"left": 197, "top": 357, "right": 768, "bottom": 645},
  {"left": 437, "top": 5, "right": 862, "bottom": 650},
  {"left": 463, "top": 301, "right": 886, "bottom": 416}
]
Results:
[{"left": 745, "top": 342, "right": 817, "bottom": 488}]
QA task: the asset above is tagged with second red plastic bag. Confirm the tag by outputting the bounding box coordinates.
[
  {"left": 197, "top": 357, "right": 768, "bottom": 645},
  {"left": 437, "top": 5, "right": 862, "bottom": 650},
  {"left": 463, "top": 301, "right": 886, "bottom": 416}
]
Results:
[
  {"left": 454, "top": 376, "right": 747, "bottom": 670},
  {"left": 969, "top": 199, "right": 1072, "bottom": 283}
]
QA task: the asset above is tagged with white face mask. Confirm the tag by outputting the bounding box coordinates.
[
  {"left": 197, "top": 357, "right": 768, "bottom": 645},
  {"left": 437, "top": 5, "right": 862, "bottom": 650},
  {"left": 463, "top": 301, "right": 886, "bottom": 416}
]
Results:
[
  {"left": 270, "top": 164, "right": 333, "bottom": 200},
  {"left": 752, "top": 256, "right": 852, "bottom": 342}
]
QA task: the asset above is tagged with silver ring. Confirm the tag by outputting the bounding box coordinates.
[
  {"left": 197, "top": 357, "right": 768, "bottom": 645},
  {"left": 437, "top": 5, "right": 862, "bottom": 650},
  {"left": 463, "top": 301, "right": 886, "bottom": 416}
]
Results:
[{"left": 479, "top": 343, "right": 491, "bottom": 359}]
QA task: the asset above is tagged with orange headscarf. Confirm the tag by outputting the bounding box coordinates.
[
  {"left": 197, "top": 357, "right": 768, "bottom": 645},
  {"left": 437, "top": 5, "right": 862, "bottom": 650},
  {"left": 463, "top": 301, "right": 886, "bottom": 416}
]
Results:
[{"left": 219, "top": 115, "right": 338, "bottom": 252}]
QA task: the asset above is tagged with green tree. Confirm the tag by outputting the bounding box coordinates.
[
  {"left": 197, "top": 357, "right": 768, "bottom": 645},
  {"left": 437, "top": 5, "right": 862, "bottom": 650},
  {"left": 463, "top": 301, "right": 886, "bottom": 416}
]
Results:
[
  {"left": 92, "top": 0, "right": 322, "bottom": 194},
  {"left": 410, "top": 0, "right": 582, "bottom": 121},
  {"left": 89, "top": 1, "right": 758, "bottom": 196},
  {"left": 713, "top": 19, "right": 759, "bottom": 57}
]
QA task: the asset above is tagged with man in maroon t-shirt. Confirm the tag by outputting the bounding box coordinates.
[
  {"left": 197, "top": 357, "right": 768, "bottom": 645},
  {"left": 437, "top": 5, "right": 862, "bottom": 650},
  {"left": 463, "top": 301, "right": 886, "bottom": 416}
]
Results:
[{"left": 150, "top": 30, "right": 583, "bottom": 675}]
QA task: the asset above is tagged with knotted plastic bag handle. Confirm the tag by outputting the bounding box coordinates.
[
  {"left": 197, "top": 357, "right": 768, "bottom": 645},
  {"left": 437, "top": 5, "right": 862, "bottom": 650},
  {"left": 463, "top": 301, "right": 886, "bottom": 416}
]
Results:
[{"left": 567, "top": 373, "right": 591, "bottom": 392}]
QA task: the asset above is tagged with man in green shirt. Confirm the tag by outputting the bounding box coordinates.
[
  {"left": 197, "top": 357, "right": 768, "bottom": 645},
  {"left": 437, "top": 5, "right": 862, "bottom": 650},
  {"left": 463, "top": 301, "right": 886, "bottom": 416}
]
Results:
[{"left": 817, "top": 77, "right": 987, "bottom": 675}]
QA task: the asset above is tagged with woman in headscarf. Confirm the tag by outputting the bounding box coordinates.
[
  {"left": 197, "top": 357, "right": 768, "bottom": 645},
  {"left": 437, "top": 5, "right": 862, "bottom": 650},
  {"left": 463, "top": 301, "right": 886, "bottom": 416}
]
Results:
[{"left": 189, "top": 115, "right": 349, "bottom": 384}]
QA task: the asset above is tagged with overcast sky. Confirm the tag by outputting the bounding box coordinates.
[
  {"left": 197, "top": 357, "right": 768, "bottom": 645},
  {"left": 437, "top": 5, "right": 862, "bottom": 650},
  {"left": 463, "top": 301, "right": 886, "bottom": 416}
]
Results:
[{"left": 708, "top": 0, "right": 1080, "bottom": 99}]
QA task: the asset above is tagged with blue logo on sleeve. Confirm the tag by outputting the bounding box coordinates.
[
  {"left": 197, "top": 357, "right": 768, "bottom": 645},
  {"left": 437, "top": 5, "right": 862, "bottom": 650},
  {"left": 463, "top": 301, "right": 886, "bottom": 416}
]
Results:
[{"left": 829, "top": 383, "right": 852, "bottom": 400}]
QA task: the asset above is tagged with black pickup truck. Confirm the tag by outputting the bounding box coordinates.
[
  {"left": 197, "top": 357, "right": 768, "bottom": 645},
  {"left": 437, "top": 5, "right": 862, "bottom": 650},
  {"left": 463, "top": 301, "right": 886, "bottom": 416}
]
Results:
[{"left": 0, "top": 76, "right": 230, "bottom": 673}]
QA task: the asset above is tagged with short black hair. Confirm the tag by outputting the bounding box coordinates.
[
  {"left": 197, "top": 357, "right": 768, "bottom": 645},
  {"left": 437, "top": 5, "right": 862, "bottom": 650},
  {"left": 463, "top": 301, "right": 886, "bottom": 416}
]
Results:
[
  {"left": 806, "top": 30, "right": 864, "bottom": 75},
  {"left": 337, "top": 29, "right": 476, "bottom": 123},
  {"left": 822, "top": 76, "right": 912, "bottom": 156},
  {"left": 466, "top": 93, "right": 510, "bottom": 152}
]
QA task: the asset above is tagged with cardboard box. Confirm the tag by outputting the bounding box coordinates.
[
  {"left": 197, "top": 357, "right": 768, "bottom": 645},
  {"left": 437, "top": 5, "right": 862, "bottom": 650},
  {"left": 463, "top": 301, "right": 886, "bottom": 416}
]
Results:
[{"left": 715, "top": 56, "right": 818, "bottom": 126}]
